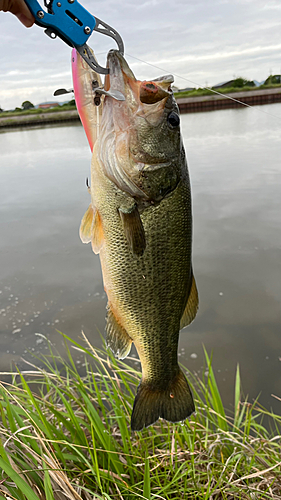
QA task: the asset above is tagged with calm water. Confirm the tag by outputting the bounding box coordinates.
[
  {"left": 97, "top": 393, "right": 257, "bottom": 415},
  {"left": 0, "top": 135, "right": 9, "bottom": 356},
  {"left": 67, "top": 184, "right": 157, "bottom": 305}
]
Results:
[{"left": 0, "top": 104, "right": 281, "bottom": 414}]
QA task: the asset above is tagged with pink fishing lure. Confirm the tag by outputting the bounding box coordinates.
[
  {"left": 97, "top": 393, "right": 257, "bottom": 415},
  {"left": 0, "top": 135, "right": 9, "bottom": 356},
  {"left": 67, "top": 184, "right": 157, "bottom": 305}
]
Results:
[{"left": 71, "top": 48, "right": 103, "bottom": 151}]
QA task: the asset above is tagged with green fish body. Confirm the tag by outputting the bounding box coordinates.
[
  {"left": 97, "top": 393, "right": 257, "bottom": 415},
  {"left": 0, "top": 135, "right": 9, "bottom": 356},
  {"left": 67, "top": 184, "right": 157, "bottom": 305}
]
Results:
[{"left": 78, "top": 50, "right": 198, "bottom": 430}]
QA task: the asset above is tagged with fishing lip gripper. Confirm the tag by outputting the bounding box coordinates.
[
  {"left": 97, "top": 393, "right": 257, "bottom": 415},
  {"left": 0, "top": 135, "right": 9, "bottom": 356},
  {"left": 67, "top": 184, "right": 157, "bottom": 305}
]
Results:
[{"left": 24, "top": 0, "right": 124, "bottom": 74}]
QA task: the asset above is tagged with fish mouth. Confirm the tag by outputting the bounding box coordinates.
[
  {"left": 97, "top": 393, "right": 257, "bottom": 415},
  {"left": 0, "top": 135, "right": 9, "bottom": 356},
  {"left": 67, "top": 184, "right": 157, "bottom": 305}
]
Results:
[
  {"left": 106, "top": 50, "right": 136, "bottom": 82},
  {"left": 98, "top": 50, "right": 179, "bottom": 201},
  {"left": 104, "top": 50, "right": 138, "bottom": 103},
  {"left": 105, "top": 50, "right": 173, "bottom": 107}
]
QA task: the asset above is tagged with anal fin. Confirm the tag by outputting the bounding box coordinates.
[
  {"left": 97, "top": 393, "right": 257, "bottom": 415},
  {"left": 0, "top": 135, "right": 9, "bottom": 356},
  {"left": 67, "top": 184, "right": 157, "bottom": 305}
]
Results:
[
  {"left": 180, "top": 272, "right": 199, "bottom": 330},
  {"left": 119, "top": 204, "right": 146, "bottom": 256},
  {"left": 106, "top": 305, "right": 132, "bottom": 360}
]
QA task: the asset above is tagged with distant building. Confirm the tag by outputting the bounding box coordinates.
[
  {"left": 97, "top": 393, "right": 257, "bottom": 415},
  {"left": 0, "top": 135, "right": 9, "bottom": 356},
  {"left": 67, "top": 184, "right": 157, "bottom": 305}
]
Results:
[
  {"left": 177, "top": 87, "right": 195, "bottom": 92},
  {"left": 212, "top": 80, "right": 236, "bottom": 89},
  {"left": 38, "top": 101, "right": 59, "bottom": 109}
]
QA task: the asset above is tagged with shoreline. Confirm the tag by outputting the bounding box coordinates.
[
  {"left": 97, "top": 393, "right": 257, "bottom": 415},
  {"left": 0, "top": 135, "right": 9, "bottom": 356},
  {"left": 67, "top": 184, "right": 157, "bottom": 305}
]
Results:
[
  {"left": 0, "top": 88, "right": 281, "bottom": 130},
  {"left": 0, "top": 109, "right": 79, "bottom": 130},
  {"left": 176, "top": 86, "right": 281, "bottom": 113}
]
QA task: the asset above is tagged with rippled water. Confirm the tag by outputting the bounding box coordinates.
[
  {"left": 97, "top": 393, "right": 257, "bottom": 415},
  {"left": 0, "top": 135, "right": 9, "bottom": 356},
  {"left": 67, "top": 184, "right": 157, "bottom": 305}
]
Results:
[{"left": 0, "top": 104, "right": 280, "bottom": 413}]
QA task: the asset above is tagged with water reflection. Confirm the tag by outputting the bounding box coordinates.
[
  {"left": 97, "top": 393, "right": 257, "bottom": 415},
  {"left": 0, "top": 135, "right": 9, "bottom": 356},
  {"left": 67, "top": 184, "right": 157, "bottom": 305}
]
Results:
[
  {"left": 183, "top": 104, "right": 281, "bottom": 413},
  {"left": 0, "top": 106, "right": 280, "bottom": 414}
]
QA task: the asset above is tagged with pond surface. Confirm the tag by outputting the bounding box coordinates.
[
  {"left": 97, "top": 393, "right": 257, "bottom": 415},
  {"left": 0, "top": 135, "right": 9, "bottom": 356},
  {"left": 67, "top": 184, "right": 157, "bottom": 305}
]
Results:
[{"left": 0, "top": 104, "right": 280, "bottom": 414}]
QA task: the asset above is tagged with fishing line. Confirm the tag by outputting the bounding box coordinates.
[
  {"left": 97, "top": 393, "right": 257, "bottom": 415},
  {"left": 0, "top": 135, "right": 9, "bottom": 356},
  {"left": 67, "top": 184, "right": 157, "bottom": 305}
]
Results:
[
  {"left": 120, "top": 52, "right": 281, "bottom": 122},
  {"left": 126, "top": 54, "right": 251, "bottom": 106}
]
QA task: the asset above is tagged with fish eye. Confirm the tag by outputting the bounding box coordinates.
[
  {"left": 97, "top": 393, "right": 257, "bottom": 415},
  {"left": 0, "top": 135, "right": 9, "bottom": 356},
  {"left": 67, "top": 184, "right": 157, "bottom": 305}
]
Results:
[{"left": 167, "top": 111, "right": 180, "bottom": 128}]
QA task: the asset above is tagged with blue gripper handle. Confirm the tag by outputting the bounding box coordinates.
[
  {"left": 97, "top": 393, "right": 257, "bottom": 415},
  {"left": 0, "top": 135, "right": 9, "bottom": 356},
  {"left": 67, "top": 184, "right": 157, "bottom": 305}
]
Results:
[{"left": 24, "top": 0, "right": 96, "bottom": 47}]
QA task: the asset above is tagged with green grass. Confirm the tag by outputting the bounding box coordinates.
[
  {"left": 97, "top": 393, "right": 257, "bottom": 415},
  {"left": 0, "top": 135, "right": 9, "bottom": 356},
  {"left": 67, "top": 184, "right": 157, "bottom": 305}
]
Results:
[
  {"left": 0, "top": 104, "right": 76, "bottom": 118},
  {"left": 174, "top": 83, "right": 281, "bottom": 99},
  {"left": 0, "top": 333, "right": 280, "bottom": 500}
]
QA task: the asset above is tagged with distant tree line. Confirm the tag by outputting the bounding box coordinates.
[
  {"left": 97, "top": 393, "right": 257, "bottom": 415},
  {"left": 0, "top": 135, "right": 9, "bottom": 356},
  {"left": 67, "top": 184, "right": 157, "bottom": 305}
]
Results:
[
  {"left": 0, "top": 99, "right": 76, "bottom": 113},
  {"left": 264, "top": 75, "right": 281, "bottom": 85},
  {"left": 22, "top": 100, "right": 34, "bottom": 109},
  {"left": 234, "top": 75, "right": 280, "bottom": 87},
  {"left": 215, "top": 74, "right": 281, "bottom": 89},
  {"left": 231, "top": 77, "right": 255, "bottom": 88},
  {"left": 1, "top": 75, "right": 280, "bottom": 113}
]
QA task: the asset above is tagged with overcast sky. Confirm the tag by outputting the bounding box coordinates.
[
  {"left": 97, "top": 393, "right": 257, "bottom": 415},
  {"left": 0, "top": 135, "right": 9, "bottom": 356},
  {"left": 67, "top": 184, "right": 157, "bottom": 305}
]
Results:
[{"left": 1, "top": 0, "right": 281, "bottom": 110}]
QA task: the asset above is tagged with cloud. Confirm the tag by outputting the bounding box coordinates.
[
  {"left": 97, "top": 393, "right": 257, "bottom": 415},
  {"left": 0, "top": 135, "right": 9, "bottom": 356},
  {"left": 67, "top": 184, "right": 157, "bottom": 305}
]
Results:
[{"left": 0, "top": 0, "right": 281, "bottom": 109}]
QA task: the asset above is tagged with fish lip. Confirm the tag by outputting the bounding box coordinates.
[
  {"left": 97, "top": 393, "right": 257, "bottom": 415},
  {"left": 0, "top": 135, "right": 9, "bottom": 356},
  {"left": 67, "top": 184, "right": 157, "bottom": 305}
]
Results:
[
  {"left": 105, "top": 50, "right": 137, "bottom": 94},
  {"left": 107, "top": 50, "right": 136, "bottom": 79}
]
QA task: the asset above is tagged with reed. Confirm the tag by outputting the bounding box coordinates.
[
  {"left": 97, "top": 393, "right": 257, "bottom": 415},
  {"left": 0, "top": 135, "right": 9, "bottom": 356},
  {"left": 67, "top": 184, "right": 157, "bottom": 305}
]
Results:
[{"left": 0, "top": 333, "right": 280, "bottom": 500}]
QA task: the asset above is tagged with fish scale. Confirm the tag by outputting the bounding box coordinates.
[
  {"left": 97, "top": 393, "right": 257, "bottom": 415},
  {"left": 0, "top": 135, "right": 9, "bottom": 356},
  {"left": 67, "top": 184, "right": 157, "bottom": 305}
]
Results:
[{"left": 93, "top": 155, "right": 192, "bottom": 385}]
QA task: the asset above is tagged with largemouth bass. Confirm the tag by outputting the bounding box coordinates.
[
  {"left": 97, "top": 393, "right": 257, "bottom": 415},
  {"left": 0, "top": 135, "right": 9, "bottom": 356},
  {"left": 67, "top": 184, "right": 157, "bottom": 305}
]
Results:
[{"left": 72, "top": 49, "right": 199, "bottom": 431}]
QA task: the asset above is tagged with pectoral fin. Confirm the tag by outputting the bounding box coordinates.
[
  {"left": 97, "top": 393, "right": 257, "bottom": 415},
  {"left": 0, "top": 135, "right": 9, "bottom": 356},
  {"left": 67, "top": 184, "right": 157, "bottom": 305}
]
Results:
[
  {"left": 180, "top": 272, "right": 199, "bottom": 330},
  {"left": 91, "top": 209, "right": 104, "bottom": 254},
  {"left": 79, "top": 204, "right": 94, "bottom": 244},
  {"left": 119, "top": 204, "right": 146, "bottom": 256},
  {"left": 106, "top": 305, "right": 132, "bottom": 359},
  {"left": 79, "top": 205, "right": 104, "bottom": 254}
]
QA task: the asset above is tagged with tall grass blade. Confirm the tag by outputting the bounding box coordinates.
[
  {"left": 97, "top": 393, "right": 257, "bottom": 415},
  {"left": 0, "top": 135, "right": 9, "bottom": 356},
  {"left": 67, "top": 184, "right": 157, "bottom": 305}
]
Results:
[
  {"left": 43, "top": 458, "right": 55, "bottom": 500},
  {"left": 143, "top": 455, "right": 151, "bottom": 499},
  {"left": 234, "top": 363, "right": 241, "bottom": 428},
  {"left": 203, "top": 346, "right": 228, "bottom": 431},
  {"left": 0, "top": 457, "right": 41, "bottom": 500}
]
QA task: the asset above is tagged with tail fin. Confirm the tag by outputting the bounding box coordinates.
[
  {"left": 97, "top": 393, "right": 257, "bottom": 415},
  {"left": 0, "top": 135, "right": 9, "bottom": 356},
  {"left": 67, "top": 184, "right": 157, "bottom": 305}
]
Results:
[{"left": 131, "top": 370, "right": 195, "bottom": 431}]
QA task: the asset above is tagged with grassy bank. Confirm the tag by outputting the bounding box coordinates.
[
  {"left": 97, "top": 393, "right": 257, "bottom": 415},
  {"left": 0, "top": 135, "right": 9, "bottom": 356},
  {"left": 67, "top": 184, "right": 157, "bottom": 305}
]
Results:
[
  {"left": 1, "top": 86, "right": 281, "bottom": 129},
  {"left": 0, "top": 333, "right": 280, "bottom": 500},
  {"left": 0, "top": 108, "right": 79, "bottom": 129},
  {"left": 0, "top": 104, "right": 76, "bottom": 118},
  {"left": 174, "top": 83, "right": 281, "bottom": 99}
]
